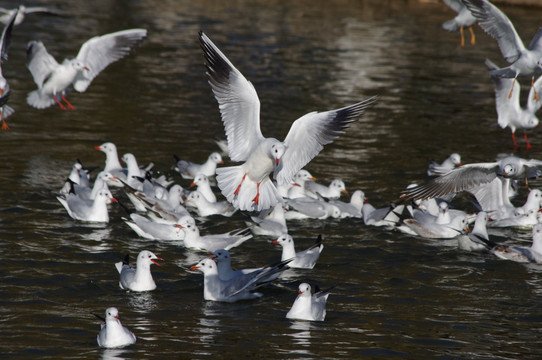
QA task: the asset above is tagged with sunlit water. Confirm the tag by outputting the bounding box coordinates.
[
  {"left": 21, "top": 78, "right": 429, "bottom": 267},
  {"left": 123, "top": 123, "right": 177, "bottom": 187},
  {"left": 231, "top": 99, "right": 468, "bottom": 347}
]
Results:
[{"left": 2, "top": 0, "right": 542, "bottom": 358}]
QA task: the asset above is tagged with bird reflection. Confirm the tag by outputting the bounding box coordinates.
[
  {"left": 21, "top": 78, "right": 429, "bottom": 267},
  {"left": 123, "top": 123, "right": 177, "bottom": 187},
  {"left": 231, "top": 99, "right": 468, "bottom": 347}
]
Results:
[
  {"left": 100, "top": 348, "right": 133, "bottom": 360},
  {"left": 196, "top": 315, "right": 222, "bottom": 345},
  {"left": 127, "top": 292, "right": 158, "bottom": 313},
  {"left": 288, "top": 320, "right": 313, "bottom": 351}
]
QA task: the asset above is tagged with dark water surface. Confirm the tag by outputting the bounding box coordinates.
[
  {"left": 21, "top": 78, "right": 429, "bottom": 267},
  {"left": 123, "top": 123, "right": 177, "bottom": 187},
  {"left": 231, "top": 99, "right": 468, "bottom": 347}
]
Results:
[{"left": 2, "top": 0, "right": 542, "bottom": 358}]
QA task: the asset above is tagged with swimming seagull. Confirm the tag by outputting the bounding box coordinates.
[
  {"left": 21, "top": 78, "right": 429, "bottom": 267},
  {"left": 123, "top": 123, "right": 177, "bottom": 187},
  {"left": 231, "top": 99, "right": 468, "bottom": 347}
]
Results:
[
  {"left": 174, "top": 152, "right": 224, "bottom": 179},
  {"left": 199, "top": 31, "right": 377, "bottom": 211},
  {"left": 462, "top": 0, "right": 542, "bottom": 100},
  {"left": 400, "top": 156, "right": 542, "bottom": 201},
  {"left": 273, "top": 234, "right": 324, "bottom": 269},
  {"left": 94, "top": 307, "right": 136, "bottom": 348},
  {"left": 491, "top": 223, "right": 542, "bottom": 263},
  {"left": 56, "top": 189, "right": 116, "bottom": 223},
  {"left": 442, "top": 0, "right": 477, "bottom": 46},
  {"left": 115, "top": 250, "right": 163, "bottom": 292},
  {"left": 486, "top": 59, "right": 541, "bottom": 150},
  {"left": 286, "top": 283, "right": 332, "bottom": 322},
  {"left": 26, "top": 28, "right": 147, "bottom": 110},
  {"left": 0, "top": 9, "right": 16, "bottom": 130}
]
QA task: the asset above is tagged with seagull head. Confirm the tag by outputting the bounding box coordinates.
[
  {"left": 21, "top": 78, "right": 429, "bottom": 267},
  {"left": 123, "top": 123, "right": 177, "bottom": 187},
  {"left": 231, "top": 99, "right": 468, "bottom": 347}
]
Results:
[
  {"left": 71, "top": 59, "right": 89, "bottom": 72},
  {"left": 269, "top": 141, "right": 285, "bottom": 166}
]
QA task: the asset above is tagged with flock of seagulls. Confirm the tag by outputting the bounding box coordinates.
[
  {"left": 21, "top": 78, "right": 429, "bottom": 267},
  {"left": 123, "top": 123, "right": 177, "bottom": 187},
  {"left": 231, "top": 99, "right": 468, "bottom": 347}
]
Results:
[{"left": 9, "top": 0, "right": 541, "bottom": 350}]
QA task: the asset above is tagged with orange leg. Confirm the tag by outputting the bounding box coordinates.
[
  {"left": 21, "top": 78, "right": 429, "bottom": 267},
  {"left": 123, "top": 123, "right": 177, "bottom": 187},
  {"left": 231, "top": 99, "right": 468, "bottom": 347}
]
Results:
[
  {"left": 61, "top": 94, "right": 75, "bottom": 110},
  {"left": 469, "top": 26, "right": 475, "bottom": 45},
  {"left": 525, "top": 133, "right": 533, "bottom": 150},
  {"left": 1, "top": 109, "right": 8, "bottom": 130},
  {"left": 252, "top": 182, "right": 261, "bottom": 205},
  {"left": 54, "top": 94, "right": 67, "bottom": 110},
  {"left": 508, "top": 78, "right": 516, "bottom": 99},
  {"left": 512, "top": 133, "right": 518, "bottom": 148},
  {"left": 234, "top": 174, "right": 246, "bottom": 196},
  {"left": 532, "top": 77, "right": 539, "bottom": 101},
  {"left": 460, "top": 26, "right": 465, "bottom": 47}
]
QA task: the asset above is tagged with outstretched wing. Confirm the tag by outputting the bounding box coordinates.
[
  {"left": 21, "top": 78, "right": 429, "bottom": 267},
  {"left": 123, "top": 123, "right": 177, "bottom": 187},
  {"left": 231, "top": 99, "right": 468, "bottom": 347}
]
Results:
[
  {"left": 275, "top": 97, "right": 377, "bottom": 185},
  {"left": 0, "top": 8, "right": 16, "bottom": 63},
  {"left": 26, "top": 41, "right": 59, "bottom": 88},
  {"left": 400, "top": 162, "right": 500, "bottom": 201},
  {"left": 485, "top": 59, "right": 520, "bottom": 128},
  {"left": 199, "top": 31, "right": 264, "bottom": 162},
  {"left": 73, "top": 28, "right": 147, "bottom": 92},
  {"left": 463, "top": 0, "right": 525, "bottom": 63}
]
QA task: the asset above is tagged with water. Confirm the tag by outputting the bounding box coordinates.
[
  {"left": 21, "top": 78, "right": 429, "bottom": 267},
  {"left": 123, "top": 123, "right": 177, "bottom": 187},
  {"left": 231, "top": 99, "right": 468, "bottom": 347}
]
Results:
[{"left": 2, "top": 0, "right": 542, "bottom": 358}]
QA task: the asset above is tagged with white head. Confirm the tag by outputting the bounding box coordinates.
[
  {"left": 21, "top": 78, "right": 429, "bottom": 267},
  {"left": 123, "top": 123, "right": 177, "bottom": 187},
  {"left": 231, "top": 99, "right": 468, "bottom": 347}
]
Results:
[
  {"left": 267, "top": 139, "right": 286, "bottom": 166},
  {"left": 449, "top": 153, "right": 461, "bottom": 166},
  {"left": 209, "top": 152, "right": 224, "bottom": 164},
  {"left": 136, "top": 250, "right": 162, "bottom": 268},
  {"left": 95, "top": 142, "right": 118, "bottom": 155},
  {"left": 104, "top": 307, "right": 121, "bottom": 324},
  {"left": 330, "top": 179, "right": 347, "bottom": 194},
  {"left": 297, "top": 283, "right": 312, "bottom": 297},
  {"left": 190, "top": 258, "right": 217, "bottom": 275},
  {"left": 273, "top": 233, "right": 293, "bottom": 247}
]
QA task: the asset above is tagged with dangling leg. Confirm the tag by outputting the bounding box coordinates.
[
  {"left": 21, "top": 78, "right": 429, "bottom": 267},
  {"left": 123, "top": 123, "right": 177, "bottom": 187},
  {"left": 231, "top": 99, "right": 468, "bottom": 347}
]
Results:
[
  {"left": 234, "top": 173, "right": 246, "bottom": 196},
  {"left": 61, "top": 94, "right": 75, "bottom": 110},
  {"left": 0, "top": 108, "right": 8, "bottom": 130},
  {"left": 53, "top": 94, "right": 67, "bottom": 110},
  {"left": 468, "top": 26, "right": 475, "bottom": 45},
  {"left": 524, "top": 132, "right": 533, "bottom": 150},
  {"left": 460, "top": 26, "right": 465, "bottom": 47},
  {"left": 532, "top": 76, "right": 539, "bottom": 101},
  {"left": 252, "top": 182, "right": 261, "bottom": 205},
  {"left": 508, "top": 77, "right": 517, "bottom": 99},
  {"left": 511, "top": 132, "right": 518, "bottom": 148}
]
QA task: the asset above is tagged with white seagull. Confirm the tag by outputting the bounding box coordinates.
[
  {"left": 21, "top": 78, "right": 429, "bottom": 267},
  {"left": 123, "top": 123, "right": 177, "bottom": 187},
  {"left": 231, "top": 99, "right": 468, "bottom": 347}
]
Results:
[
  {"left": 174, "top": 152, "right": 224, "bottom": 179},
  {"left": 190, "top": 173, "right": 217, "bottom": 203},
  {"left": 245, "top": 203, "right": 288, "bottom": 237},
  {"left": 26, "top": 28, "right": 147, "bottom": 110},
  {"left": 273, "top": 234, "right": 323, "bottom": 269},
  {"left": 184, "top": 190, "right": 236, "bottom": 217},
  {"left": 190, "top": 257, "right": 290, "bottom": 302},
  {"left": 175, "top": 215, "right": 252, "bottom": 252},
  {"left": 486, "top": 58, "right": 541, "bottom": 150},
  {"left": 442, "top": 0, "right": 477, "bottom": 46},
  {"left": 115, "top": 250, "right": 162, "bottom": 292},
  {"left": 0, "top": 9, "right": 16, "bottom": 130},
  {"left": 304, "top": 179, "right": 348, "bottom": 200},
  {"left": 95, "top": 307, "right": 136, "bottom": 348},
  {"left": 286, "top": 283, "right": 331, "bottom": 322},
  {"left": 211, "top": 248, "right": 281, "bottom": 283},
  {"left": 123, "top": 213, "right": 184, "bottom": 241},
  {"left": 492, "top": 223, "right": 542, "bottom": 263},
  {"left": 199, "top": 31, "right": 376, "bottom": 211},
  {"left": 462, "top": 0, "right": 542, "bottom": 99},
  {"left": 427, "top": 153, "right": 462, "bottom": 176},
  {"left": 56, "top": 189, "right": 116, "bottom": 223}
]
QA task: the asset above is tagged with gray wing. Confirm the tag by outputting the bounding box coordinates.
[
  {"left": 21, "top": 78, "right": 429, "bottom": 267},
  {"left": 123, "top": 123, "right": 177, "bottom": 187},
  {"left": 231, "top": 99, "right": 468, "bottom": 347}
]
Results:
[
  {"left": 0, "top": 8, "right": 16, "bottom": 63},
  {"left": 199, "top": 31, "right": 264, "bottom": 162},
  {"left": 26, "top": 41, "right": 59, "bottom": 87},
  {"left": 462, "top": 0, "right": 525, "bottom": 63},
  {"left": 485, "top": 59, "right": 520, "bottom": 128},
  {"left": 275, "top": 97, "right": 377, "bottom": 185},
  {"left": 528, "top": 28, "right": 542, "bottom": 53},
  {"left": 443, "top": 0, "right": 464, "bottom": 13},
  {"left": 73, "top": 28, "right": 147, "bottom": 92},
  {"left": 400, "top": 162, "right": 500, "bottom": 201}
]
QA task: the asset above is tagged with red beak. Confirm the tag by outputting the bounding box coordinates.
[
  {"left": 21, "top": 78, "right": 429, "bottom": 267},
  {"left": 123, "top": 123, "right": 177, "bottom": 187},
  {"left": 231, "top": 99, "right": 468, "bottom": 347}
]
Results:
[{"left": 94, "top": 146, "right": 101, "bottom": 150}]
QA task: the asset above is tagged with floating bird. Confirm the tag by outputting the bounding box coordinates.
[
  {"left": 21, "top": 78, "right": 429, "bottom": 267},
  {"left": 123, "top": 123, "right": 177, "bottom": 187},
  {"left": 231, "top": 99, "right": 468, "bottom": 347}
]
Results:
[
  {"left": 401, "top": 213, "right": 469, "bottom": 239},
  {"left": 427, "top": 153, "right": 462, "bottom": 176},
  {"left": 486, "top": 59, "right": 541, "bottom": 150},
  {"left": 304, "top": 178, "right": 347, "bottom": 200},
  {"left": 211, "top": 248, "right": 280, "bottom": 283},
  {"left": 401, "top": 156, "right": 542, "bottom": 201},
  {"left": 0, "top": 9, "right": 17, "bottom": 130},
  {"left": 286, "top": 283, "right": 331, "bottom": 322},
  {"left": 174, "top": 152, "right": 223, "bottom": 179},
  {"left": 329, "top": 189, "right": 366, "bottom": 218},
  {"left": 184, "top": 190, "right": 236, "bottom": 217},
  {"left": 284, "top": 169, "right": 316, "bottom": 199},
  {"left": 190, "top": 257, "right": 291, "bottom": 302},
  {"left": 491, "top": 223, "right": 542, "bottom": 263},
  {"left": 457, "top": 211, "right": 496, "bottom": 251},
  {"left": 175, "top": 215, "right": 252, "bottom": 252},
  {"left": 273, "top": 234, "right": 323, "bottom": 269},
  {"left": 199, "top": 31, "right": 376, "bottom": 211},
  {"left": 190, "top": 173, "right": 217, "bottom": 203},
  {"left": 462, "top": 0, "right": 542, "bottom": 100},
  {"left": 123, "top": 213, "right": 184, "bottom": 241},
  {"left": 442, "top": 0, "right": 477, "bottom": 46},
  {"left": 245, "top": 203, "right": 288, "bottom": 237},
  {"left": 95, "top": 307, "right": 136, "bottom": 348},
  {"left": 26, "top": 28, "right": 147, "bottom": 110},
  {"left": 95, "top": 142, "right": 127, "bottom": 185},
  {"left": 56, "top": 189, "right": 116, "bottom": 223},
  {"left": 115, "top": 250, "right": 162, "bottom": 292}
]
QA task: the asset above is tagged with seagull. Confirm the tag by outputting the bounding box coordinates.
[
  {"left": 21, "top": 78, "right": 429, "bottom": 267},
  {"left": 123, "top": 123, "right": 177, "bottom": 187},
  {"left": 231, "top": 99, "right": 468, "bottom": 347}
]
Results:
[
  {"left": 211, "top": 248, "right": 281, "bottom": 283},
  {"left": 123, "top": 213, "right": 184, "bottom": 241},
  {"left": 486, "top": 59, "right": 541, "bottom": 150},
  {"left": 245, "top": 203, "right": 288, "bottom": 237},
  {"left": 401, "top": 213, "right": 469, "bottom": 239},
  {"left": 190, "top": 173, "right": 217, "bottom": 203},
  {"left": 26, "top": 28, "right": 147, "bottom": 110},
  {"left": 286, "top": 283, "right": 331, "bottom": 322},
  {"left": 400, "top": 156, "right": 542, "bottom": 201},
  {"left": 189, "top": 257, "right": 291, "bottom": 302},
  {"left": 62, "top": 171, "right": 119, "bottom": 201},
  {"left": 184, "top": 190, "right": 237, "bottom": 217},
  {"left": 95, "top": 307, "right": 136, "bottom": 348},
  {"left": 175, "top": 215, "right": 252, "bottom": 252},
  {"left": 115, "top": 250, "right": 162, "bottom": 292},
  {"left": 442, "top": 0, "right": 477, "bottom": 46},
  {"left": 199, "top": 31, "right": 377, "bottom": 211},
  {"left": 304, "top": 179, "right": 348, "bottom": 200},
  {"left": 284, "top": 197, "right": 341, "bottom": 220},
  {"left": 284, "top": 169, "right": 316, "bottom": 199},
  {"left": 56, "top": 189, "right": 116, "bottom": 223},
  {"left": 462, "top": 0, "right": 542, "bottom": 100},
  {"left": 95, "top": 142, "right": 127, "bottom": 185},
  {"left": 491, "top": 223, "right": 542, "bottom": 263},
  {"left": 273, "top": 234, "right": 323, "bottom": 269},
  {"left": 174, "top": 152, "right": 224, "bottom": 179},
  {"left": 0, "top": 9, "right": 17, "bottom": 130},
  {"left": 0, "top": 5, "right": 63, "bottom": 26},
  {"left": 457, "top": 211, "right": 497, "bottom": 251},
  {"left": 362, "top": 200, "right": 405, "bottom": 228},
  {"left": 427, "top": 153, "right": 462, "bottom": 176},
  {"left": 329, "top": 189, "right": 366, "bottom": 218}
]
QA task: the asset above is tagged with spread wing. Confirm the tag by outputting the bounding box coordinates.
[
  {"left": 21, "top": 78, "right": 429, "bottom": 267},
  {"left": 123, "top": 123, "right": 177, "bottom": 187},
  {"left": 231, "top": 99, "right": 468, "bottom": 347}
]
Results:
[
  {"left": 199, "top": 31, "right": 264, "bottom": 162},
  {"left": 443, "top": 0, "right": 464, "bottom": 13},
  {"left": 275, "top": 97, "right": 377, "bottom": 185},
  {"left": 73, "top": 28, "right": 147, "bottom": 92},
  {"left": 485, "top": 59, "right": 520, "bottom": 128},
  {"left": 0, "top": 8, "right": 16, "bottom": 63},
  {"left": 463, "top": 0, "right": 525, "bottom": 63},
  {"left": 400, "top": 162, "right": 500, "bottom": 201},
  {"left": 26, "top": 41, "right": 59, "bottom": 88}
]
